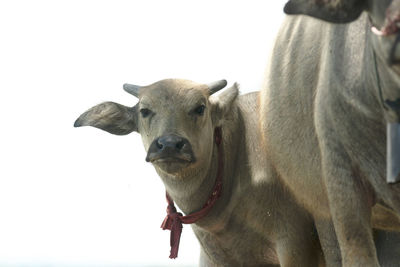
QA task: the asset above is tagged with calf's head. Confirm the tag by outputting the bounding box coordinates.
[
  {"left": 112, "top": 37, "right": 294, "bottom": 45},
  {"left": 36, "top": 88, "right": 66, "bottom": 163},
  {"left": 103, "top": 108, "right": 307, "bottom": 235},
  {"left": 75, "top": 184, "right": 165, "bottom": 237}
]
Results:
[{"left": 75, "top": 79, "right": 238, "bottom": 177}]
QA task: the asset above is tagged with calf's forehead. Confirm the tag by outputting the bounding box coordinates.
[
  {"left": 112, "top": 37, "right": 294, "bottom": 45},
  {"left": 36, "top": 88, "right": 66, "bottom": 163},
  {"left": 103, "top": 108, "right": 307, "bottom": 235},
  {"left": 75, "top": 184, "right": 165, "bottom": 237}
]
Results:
[{"left": 139, "top": 79, "right": 209, "bottom": 107}]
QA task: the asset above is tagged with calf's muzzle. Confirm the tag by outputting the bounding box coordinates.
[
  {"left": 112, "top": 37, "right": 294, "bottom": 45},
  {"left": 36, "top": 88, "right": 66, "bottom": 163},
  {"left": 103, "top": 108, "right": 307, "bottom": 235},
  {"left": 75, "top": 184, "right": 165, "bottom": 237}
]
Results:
[{"left": 146, "top": 134, "right": 195, "bottom": 163}]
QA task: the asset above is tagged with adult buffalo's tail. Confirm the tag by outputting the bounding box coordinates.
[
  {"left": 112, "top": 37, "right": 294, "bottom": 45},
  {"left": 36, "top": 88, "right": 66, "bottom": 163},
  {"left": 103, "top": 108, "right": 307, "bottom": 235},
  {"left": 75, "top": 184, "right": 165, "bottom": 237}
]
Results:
[{"left": 387, "top": 123, "right": 400, "bottom": 183}]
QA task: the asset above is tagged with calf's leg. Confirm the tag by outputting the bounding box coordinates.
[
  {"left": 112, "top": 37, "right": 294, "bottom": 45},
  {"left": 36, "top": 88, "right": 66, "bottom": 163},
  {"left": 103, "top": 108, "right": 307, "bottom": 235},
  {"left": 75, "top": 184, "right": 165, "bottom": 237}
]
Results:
[{"left": 275, "top": 231, "right": 323, "bottom": 267}]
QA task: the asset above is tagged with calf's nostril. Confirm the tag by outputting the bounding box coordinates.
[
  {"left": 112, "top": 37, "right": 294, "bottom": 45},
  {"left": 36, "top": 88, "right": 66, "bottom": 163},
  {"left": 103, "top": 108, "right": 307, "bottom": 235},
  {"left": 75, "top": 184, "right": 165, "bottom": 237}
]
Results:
[
  {"left": 176, "top": 141, "right": 185, "bottom": 150},
  {"left": 156, "top": 140, "right": 164, "bottom": 149}
]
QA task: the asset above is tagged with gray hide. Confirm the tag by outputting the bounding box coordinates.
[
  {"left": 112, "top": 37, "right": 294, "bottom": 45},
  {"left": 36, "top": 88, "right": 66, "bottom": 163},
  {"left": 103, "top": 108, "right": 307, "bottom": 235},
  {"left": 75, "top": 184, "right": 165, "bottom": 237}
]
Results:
[
  {"left": 75, "top": 79, "right": 327, "bottom": 266},
  {"left": 260, "top": 0, "right": 400, "bottom": 266}
]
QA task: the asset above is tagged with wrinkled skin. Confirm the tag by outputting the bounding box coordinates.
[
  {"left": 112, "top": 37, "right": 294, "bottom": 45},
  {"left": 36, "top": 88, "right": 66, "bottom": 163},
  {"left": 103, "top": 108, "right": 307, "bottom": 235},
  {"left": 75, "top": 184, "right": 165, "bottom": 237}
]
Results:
[
  {"left": 75, "top": 79, "right": 326, "bottom": 266},
  {"left": 260, "top": 0, "right": 400, "bottom": 266}
]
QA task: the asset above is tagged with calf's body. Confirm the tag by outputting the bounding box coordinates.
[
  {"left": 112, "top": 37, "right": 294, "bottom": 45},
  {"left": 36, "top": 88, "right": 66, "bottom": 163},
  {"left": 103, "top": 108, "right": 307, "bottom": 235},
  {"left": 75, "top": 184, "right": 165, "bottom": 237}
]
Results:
[
  {"left": 188, "top": 92, "right": 322, "bottom": 266},
  {"left": 75, "top": 80, "right": 324, "bottom": 266}
]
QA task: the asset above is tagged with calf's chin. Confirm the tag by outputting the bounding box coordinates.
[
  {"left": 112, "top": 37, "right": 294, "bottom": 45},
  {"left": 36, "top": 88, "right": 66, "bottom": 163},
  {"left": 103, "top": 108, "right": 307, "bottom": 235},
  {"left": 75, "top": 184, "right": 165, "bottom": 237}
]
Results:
[{"left": 153, "top": 161, "right": 192, "bottom": 175}]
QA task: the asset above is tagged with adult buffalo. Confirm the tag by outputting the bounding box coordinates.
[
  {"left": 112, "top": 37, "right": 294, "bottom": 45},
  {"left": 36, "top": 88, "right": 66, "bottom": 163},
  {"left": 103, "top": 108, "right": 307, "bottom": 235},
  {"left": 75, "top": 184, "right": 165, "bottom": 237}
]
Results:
[
  {"left": 75, "top": 79, "right": 326, "bottom": 266},
  {"left": 260, "top": 0, "right": 400, "bottom": 266}
]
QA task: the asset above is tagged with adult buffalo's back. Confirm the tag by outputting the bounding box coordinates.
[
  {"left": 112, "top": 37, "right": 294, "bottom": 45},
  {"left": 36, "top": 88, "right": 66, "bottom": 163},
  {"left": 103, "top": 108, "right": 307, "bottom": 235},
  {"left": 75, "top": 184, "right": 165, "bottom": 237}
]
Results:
[{"left": 260, "top": 1, "right": 400, "bottom": 266}]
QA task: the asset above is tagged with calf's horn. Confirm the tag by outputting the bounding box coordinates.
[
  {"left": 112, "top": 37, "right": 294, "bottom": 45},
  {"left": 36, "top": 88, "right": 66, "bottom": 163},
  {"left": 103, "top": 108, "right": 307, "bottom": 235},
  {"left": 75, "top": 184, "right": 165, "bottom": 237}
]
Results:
[
  {"left": 123, "top": 83, "right": 140, "bottom": 97},
  {"left": 208, "top": 80, "right": 227, "bottom": 95}
]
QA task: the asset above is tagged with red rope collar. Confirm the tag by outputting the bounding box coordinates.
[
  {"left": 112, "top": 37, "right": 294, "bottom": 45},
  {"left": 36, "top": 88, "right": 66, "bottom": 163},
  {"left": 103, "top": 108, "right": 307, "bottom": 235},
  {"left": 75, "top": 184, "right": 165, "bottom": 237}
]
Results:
[{"left": 160, "top": 127, "right": 224, "bottom": 259}]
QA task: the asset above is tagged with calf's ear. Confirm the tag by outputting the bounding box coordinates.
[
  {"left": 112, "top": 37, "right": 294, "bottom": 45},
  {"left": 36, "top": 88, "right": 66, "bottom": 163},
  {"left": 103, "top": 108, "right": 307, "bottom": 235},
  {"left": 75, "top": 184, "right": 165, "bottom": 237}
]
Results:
[
  {"left": 210, "top": 83, "right": 239, "bottom": 125},
  {"left": 74, "top": 102, "right": 137, "bottom": 135},
  {"left": 284, "top": 0, "right": 366, "bottom": 23}
]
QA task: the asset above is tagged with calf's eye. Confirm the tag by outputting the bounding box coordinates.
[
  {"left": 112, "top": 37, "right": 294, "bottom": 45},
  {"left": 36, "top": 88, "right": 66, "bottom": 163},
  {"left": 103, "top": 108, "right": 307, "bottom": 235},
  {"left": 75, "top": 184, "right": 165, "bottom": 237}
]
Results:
[
  {"left": 140, "top": 108, "right": 151, "bottom": 118},
  {"left": 194, "top": 105, "right": 205, "bottom": 116}
]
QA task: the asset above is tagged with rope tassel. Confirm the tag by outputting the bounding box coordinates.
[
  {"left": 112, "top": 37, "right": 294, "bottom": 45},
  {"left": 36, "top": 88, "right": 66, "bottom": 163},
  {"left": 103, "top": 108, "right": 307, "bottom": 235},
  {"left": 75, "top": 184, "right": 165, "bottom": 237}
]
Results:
[
  {"left": 160, "top": 127, "right": 224, "bottom": 259},
  {"left": 161, "top": 202, "right": 184, "bottom": 259}
]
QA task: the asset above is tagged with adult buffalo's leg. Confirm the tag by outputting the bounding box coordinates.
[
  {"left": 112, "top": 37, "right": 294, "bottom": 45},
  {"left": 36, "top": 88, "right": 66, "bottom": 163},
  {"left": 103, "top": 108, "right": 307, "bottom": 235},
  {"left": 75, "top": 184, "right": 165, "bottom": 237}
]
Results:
[
  {"left": 314, "top": 219, "right": 341, "bottom": 267},
  {"left": 372, "top": 205, "right": 400, "bottom": 266},
  {"left": 315, "top": 212, "right": 400, "bottom": 267},
  {"left": 374, "top": 230, "right": 400, "bottom": 267},
  {"left": 320, "top": 144, "right": 379, "bottom": 267}
]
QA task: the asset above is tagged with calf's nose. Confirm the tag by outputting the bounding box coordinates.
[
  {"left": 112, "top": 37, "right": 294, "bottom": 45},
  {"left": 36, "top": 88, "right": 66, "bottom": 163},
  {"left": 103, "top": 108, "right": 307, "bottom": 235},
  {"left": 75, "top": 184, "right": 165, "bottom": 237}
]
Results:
[
  {"left": 146, "top": 134, "right": 194, "bottom": 162},
  {"left": 156, "top": 135, "right": 186, "bottom": 151}
]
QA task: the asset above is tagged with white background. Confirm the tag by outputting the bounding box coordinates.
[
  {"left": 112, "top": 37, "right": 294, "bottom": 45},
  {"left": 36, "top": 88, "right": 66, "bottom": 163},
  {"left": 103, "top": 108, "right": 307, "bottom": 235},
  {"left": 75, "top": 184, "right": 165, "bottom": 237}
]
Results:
[{"left": 0, "top": 1, "right": 286, "bottom": 266}]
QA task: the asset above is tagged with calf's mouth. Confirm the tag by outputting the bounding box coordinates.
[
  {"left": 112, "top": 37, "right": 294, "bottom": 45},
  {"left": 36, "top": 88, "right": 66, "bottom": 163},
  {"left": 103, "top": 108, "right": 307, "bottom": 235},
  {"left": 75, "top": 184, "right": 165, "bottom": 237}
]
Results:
[{"left": 145, "top": 134, "right": 196, "bottom": 171}]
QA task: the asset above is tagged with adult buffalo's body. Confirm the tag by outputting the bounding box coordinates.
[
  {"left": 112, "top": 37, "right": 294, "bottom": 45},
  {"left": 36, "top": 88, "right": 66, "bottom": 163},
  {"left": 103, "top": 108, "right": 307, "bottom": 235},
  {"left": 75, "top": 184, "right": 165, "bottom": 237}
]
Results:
[
  {"left": 261, "top": 0, "right": 400, "bottom": 266},
  {"left": 75, "top": 79, "right": 325, "bottom": 266}
]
